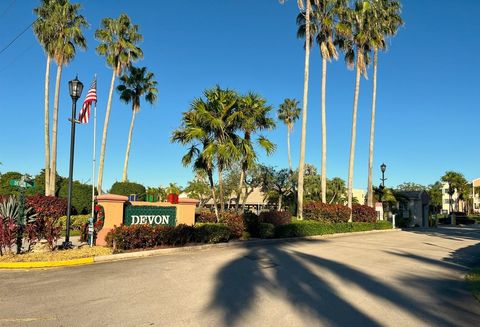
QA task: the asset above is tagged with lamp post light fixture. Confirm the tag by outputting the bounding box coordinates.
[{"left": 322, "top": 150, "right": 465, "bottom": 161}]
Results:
[
  {"left": 62, "top": 76, "right": 83, "bottom": 249},
  {"left": 379, "top": 163, "right": 387, "bottom": 202}
]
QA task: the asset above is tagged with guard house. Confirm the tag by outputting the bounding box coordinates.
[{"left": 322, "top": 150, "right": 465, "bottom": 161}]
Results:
[{"left": 396, "top": 191, "right": 430, "bottom": 227}]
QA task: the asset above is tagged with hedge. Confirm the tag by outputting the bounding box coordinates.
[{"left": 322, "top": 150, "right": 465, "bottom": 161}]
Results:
[
  {"left": 105, "top": 223, "right": 232, "bottom": 251},
  {"left": 110, "top": 181, "right": 146, "bottom": 200},
  {"left": 220, "top": 212, "right": 244, "bottom": 238},
  {"left": 303, "top": 201, "right": 351, "bottom": 223},
  {"left": 259, "top": 211, "right": 292, "bottom": 226},
  {"left": 352, "top": 205, "right": 377, "bottom": 223},
  {"left": 57, "top": 215, "right": 90, "bottom": 232},
  {"left": 274, "top": 220, "right": 392, "bottom": 238}
]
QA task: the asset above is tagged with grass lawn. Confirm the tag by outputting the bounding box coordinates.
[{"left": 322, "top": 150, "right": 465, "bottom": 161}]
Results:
[
  {"left": 466, "top": 268, "right": 480, "bottom": 302},
  {"left": 0, "top": 246, "right": 112, "bottom": 263}
]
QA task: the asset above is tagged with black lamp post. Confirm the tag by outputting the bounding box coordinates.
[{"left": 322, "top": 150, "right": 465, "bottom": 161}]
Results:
[
  {"left": 379, "top": 163, "right": 387, "bottom": 202},
  {"left": 62, "top": 76, "right": 83, "bottom": 249}
]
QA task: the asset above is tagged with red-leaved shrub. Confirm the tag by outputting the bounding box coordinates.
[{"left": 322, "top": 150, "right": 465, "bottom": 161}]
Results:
[
  {"left": 303, "top": 201, "right": 351, "bottom": 223},
  {"left": 259, "top": 211, "right": 292, "bottom": 226},
  {"left": 220, "top": 212, "right": 244, "bottom": 238},
  {"left": 26, "top": 195, "right": 67, "bottom": 220},
  {"left": 196, "top": 210, "right": 217, "bottom": 223},
  {"left": 25, "top": 195, "right": 67, "bottom": 250},
  {"left": 352, "top": 205, "right": 377, "bottom": 223}
]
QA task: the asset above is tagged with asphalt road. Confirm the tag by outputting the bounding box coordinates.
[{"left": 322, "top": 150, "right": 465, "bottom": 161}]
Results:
[{"left": 1, "top": 227, "right": 480, "bottom": 327}]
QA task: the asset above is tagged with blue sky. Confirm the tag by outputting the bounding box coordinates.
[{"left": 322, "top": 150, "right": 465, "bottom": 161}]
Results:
[{"left": 0, "top": 0, "right": 479, "bottom": 191}]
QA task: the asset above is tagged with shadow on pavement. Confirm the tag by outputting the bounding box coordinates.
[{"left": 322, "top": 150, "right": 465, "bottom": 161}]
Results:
[
  {"left": 401, "top": 226, "right": 480, "bottom": 242},
  {"left": 209, "top": 231, "right": 480, "bottom": 326}
]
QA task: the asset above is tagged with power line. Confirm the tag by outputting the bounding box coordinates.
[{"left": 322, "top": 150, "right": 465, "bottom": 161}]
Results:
[{"left": 0, "top": 19, "right": 36, "bottom": 56}]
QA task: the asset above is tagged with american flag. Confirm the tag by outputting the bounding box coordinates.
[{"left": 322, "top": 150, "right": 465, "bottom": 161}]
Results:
[{"left": 78, "top": 77, "right": 97, "bottom": 124}]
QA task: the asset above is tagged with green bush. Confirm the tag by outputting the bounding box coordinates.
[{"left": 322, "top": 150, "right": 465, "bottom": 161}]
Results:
[
  {"left": 242, "top": 212, "right": 260, "bottom": 237},
  {"left": 195, "top": 223, "right": 231, "bottom": 243},
  {"left": 59, "top": 181, "right": 93, "bottom": 214},
  {"left": 259, "top": 211, "right": 292, "bottom": 226},
  {"left": 110, "top": 181, "right": 146, "bottom": 200},
  {"left": 258, "top": 223, "right": 275, "bottom": 239},
  {"left": 275, "top": 220, "right": 392, "bottom": 238},
  {"left": 57, "top": 215, "right": 90, "bottom": 231}
]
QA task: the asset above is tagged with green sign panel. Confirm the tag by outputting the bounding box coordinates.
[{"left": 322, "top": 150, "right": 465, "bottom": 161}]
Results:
[{"left": 124, "top": 205, "right": 176, "bottom": 226}]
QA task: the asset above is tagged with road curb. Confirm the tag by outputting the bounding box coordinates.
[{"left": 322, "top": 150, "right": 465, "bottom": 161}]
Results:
[
  {"left": 94, "top": 228, "right": 400, "bottom": 263},
  {"left": 0, "top": 257, "right": 94, "bottom": 269},
  {"left": 0, "top": 228, "right": 399, "bottom": 268}
]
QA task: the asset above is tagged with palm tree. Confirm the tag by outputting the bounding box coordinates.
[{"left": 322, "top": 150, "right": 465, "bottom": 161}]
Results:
[
  {"left": 95, "top": 14, "right": 143, "bottom": 194},
  {"left": 235, "top": 93, "right": 276, "bottom": 212},
  {"left": 46, "top": 0, "right": 88, "bottom": 196},
  {"left": 366, "top": 0, "right": 403, "bottom": 207},
  {"left": 117, "top": 66, "right": 158, "bottom": 182},
  {"left": 297, "top": 0, "right": 346, "bottom": 204},
  {"left": 33, "top": 0, "right": 57, "bottom": 196},
  {"left": 277, "top": 98, "right": 301, "bottom": 171},
  {"left": 172, "top": 86, "right": 241, "bottom": 219},
  {"left": 336, "top": 0, "right": 372, "bottom": 219}
]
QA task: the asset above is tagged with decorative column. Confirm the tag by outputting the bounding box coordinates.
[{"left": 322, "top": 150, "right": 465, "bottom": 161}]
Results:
[{"left": 96, "top": 194, "right": 128, "bottom": 246}]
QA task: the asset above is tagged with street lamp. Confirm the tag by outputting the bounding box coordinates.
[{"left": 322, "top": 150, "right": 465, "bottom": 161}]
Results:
[
  {"left": 379, "top": 163, "right": 387, "bottom": 201},
  {"left": 62, "top": 76, "right": 83, "bottom": 249}
]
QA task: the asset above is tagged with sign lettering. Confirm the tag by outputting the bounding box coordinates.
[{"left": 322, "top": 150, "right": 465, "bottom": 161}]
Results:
[{"left": 124, "top": 206, "right": 176, "bottom": 226}]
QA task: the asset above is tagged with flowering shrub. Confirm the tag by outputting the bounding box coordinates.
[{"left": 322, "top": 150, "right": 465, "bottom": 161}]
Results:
[
  {"left": 259, "top": 211, "right": 292, "bottom": 226},
  {"left": 220, "top": 212, "right": 244, "bottom": 238},
  {"left": 303, "top": 201, "right": 351, "bottom": 223},
  {"left": 352, "top": 205, "right": 377, "bottom": 223}
]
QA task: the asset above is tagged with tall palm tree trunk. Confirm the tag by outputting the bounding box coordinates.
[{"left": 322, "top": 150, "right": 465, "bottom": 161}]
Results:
[
  {"left": 367, "top": 49, "right": 378, "bottom": 207},
  {"left": 235, "top": 169, "right": 245, "bottom": 213},
  {"left": 208, "top": 171, "right": 219, "bottom": 222},
  {"left": 218, "top": 166, "right": 225, "bottom": 214},
  {"left": 297, "top": 1, "right": 311, "bottom": 220},
  {"left": 287, "top": 128, "right": 292, "bottom": 171},
  {"left": 122, "top": 106, "right": 137, "bottom": 182},
  {"left": 44, "top": 55, "right": 51, "bottom": 196},
  {"left": 347, "top": 58, "right": 362, "bottom": 221},
  {"left": 97, "top": 66, "right": 118, "bottom": 194},
  {"left": 49, "top": 63, "right": 63, "bottom": 196},
  {"left": 321, "top": 56, "right": 327, "bottom": 204}
]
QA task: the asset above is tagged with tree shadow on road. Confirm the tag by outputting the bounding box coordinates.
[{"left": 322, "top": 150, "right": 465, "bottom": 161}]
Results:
[
  {"left": 209, "top": 239, "right": 480, "bottom": 326},
  {"left": 401, "top": 226, "right": 480, "bottom": 242}
]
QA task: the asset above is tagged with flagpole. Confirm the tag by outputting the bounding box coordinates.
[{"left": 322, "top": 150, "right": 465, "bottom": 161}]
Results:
[{"left": 90, "top": 97, "right": 97, "bottom": 247}]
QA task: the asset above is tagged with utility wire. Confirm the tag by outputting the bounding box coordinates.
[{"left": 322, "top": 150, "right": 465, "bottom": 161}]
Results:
[{"left": 0, "top": 19, "right": 36, "bottom": 56}]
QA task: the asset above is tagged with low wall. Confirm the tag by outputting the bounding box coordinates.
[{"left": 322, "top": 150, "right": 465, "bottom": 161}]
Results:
[{"left": 96, "top": 194, "right": 197, "bottom": 246}]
